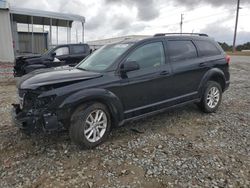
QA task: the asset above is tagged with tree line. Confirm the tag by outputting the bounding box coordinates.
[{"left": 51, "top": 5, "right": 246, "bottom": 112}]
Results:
[{"left": 218, "top": 42, "right": 250, "bottom": 51}]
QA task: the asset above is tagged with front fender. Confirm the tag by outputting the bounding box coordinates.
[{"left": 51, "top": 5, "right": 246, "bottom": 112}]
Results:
[
  {"left": 59, "top": 88, "right": 124, "bottom": 125},
  {"left": 198, "top": 68, "right": 226, "bottom": 95}
]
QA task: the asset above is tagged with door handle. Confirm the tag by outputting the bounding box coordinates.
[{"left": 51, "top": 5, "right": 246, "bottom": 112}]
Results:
[
  {"left": 199, "top": 63, "right": 206, "bottom": 67},
  {"left": 159, "top": 71, "right": 169, "bottom": 75}
]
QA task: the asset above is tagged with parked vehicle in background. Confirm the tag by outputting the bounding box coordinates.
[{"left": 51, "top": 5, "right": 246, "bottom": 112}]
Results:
[
  {"left": 12, "top": 33, "right": 230, "bottom": 149},
  {"left": 13, "top": 43, "right": 91, "bottom": 77}
]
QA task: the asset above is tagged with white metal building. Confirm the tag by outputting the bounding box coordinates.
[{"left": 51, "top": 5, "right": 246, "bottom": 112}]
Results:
[
  {"left": 0, "top": 1, "right": 14, "bottom": 63},
  {"left": 0, "top": 0, "right": 85, "bottom": 63}
]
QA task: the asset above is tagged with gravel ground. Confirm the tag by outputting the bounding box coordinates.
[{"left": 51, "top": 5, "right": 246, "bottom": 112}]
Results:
[{"left": 0, "top": 56, "right": 249, "bottom": 188}]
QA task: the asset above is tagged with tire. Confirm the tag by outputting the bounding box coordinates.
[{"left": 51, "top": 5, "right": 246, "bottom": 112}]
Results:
[
  {"left": 199, "top": 81, "right": 222, "bottom": 113},
  {"left": 69, "top": 103, "right": 111, "bottom": 149}
]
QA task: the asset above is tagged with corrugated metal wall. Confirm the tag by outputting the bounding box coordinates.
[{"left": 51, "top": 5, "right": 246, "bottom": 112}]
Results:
[
  {"left": 0, "top": 9, "right": 15, "bottom": 63},
  {"left": 18, "top": 32, "right": 48, "bottom": 54}
]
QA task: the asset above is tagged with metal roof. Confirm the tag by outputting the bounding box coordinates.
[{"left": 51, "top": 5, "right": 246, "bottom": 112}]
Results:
[
  {"left": 9, "top": 6, "right": 85, "bottom": 27},
  {"left": 0, "top": 0, "right": 8, "bottom": 9}
]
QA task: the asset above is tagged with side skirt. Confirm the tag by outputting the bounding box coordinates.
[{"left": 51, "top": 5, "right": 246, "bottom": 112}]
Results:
[{"left": 118, "top": 98, "right": 200, "bottom": 126}]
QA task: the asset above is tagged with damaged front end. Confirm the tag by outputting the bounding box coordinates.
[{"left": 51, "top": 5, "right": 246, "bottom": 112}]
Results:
[{"left": 12, "top": 89, "right": 63, "bottom": 133}]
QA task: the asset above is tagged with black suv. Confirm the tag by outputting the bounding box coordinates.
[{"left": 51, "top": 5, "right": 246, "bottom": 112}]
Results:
[
  {"left": 14, "top": 43, "right": 91, "bottom": 77},
  {"left": 12, "top": 33, "right": 230, "bottom": 149}
]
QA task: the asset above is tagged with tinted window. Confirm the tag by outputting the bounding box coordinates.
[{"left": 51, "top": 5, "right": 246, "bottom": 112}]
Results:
[
  {"left": 195, "top": 40, "right": 221, "bottom": 56},
  {"left": 168, "top": 40, "right": 197, "bottom": 62},
  {"left": 55, "top": 47, "right": 69, "bottom": 56},
  {"left": 127, "top": 42, "right": 165, "bottom": 69},
  {"left": 71, "top": 45, "right": 86, "bottom": 54}
]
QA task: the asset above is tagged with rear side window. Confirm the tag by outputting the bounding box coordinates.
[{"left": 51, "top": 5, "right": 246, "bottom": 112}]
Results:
[
  {"left": 54, "top": 46, "right": 69, "bottom": 56},
  {"left": 195, "top": 40, "right": 221, "bottom": 56},
  {"left": 71, "top": 45, "right": 86, "bottom": 54},
  {"left": 168, "top": 41, "right": 197, "bottom": 62}
]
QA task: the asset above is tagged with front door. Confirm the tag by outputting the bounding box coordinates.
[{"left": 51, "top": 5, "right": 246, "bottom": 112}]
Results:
[
  {"left": 117, "top": 41, "right": 171, "bottom": 118},
  {"left": 53, "top": 46, "right": 70, "bottom": 66}
]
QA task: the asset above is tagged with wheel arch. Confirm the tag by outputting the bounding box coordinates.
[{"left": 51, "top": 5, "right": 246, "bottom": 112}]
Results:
[
  {"left": 59, "top": 88, "right": 124, "bottom": 127},
  {"left": 198, "top": 68, "right": 226, "bottom": 96}
]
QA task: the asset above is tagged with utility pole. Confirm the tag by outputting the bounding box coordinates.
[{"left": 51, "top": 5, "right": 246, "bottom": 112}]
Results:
[
  {"left": 180, "top": 14, "right": 184, "bottom": 34},
  {"left": 233, "top": 0, "right": 240, "bottom": 53}
]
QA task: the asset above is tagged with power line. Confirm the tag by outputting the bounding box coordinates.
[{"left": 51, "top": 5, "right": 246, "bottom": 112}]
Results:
[
  {"left": 185, "top": 11, "right": 234, "bottom": 23},
  {"left": 157, "top": 8, "right": 240, "bottom": 32}
]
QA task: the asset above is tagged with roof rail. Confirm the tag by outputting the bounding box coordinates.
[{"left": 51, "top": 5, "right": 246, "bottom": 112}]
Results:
[{"left": 154, "top": 33, "right": 208, "bottom": 37}]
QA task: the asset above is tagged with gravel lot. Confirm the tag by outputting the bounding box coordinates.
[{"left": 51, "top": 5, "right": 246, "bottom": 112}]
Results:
[{"left": 0, "top": 56, "right": 249, "bottom": 188}]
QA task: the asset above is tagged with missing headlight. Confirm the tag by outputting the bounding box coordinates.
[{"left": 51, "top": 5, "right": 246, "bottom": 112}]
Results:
[{"left": 36, "top": 95, "right": 56, "bottom": 108}]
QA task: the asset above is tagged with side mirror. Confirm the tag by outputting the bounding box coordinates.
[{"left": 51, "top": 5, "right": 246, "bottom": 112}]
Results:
[
  {"left": 121, "top": 60, "right": 140, "bottom": 73},
  {"left": 51, "top": 52, "right": 56, "bottom": 57}
]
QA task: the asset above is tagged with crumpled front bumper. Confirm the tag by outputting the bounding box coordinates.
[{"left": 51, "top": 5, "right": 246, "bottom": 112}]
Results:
[{"left": 11, "top": 104, "right": 60, "bottom": 132}]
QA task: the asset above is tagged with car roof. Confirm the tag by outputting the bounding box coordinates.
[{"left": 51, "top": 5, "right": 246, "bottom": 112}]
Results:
[
  {"left": 113, "top": 34, "right": 214, "bottom": 47},
  {"left": 56, "top": 43, "right": 88, "bottom": 47},
  {"left": 147, "top": 34, "right": 213, "bottom": 41}
]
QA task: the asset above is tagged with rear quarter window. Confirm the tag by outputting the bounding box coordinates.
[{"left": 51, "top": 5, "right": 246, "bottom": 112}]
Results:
[
  {"left": 195, "top": 40, "right": 221, "bottom": 57},
  {"left": 168, "top": 40, "right": 197, "bottom": 62},
  {"left": 71, "top": 45, "right": 86, "bottom": 54}
]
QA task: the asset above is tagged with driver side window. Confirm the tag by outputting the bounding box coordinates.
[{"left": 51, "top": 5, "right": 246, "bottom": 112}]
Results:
[
  {"left": 127, "top": 42, "right": 165, "bottom": 69},
  {"left": 54, "top": 47, "right": 69, "bottom": 56}
]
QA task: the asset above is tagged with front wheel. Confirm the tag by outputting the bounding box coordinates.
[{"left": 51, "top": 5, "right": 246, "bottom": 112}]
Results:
[
  {"left": 69, "top": 103, "right": 111, "bottom": 149},
  {"left": 199, "top": 81, "right": 222, "bottom": 113}
]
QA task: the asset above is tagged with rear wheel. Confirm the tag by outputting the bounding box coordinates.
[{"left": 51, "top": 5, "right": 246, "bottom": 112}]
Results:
[
  {"left": 69, "top": 103, "right": 111, "bottom": 149},
  {"left": 199, "top": 81, "right": 222, "bottom": 113}
]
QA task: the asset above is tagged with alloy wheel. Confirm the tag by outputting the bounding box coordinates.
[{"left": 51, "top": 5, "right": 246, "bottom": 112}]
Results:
[{"left": 84, "top": 109, "right": 107, "bottom": 143}]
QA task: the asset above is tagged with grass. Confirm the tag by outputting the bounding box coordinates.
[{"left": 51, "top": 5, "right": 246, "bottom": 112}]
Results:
[{"left": 226, "top": 51, "right": 250, "bottom": 56}]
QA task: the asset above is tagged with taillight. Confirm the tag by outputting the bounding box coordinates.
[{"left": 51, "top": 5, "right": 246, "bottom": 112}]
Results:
[{"left": 225, "top": 55, "right": 230, "bottom": 64}]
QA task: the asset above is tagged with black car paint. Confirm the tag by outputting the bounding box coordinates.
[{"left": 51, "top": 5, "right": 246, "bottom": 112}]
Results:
[
  {"left": 12, "top": 35, "right": 230, "bottom": 132},
  {"left": 14, "top": 43, "right": 91, "bottom": 77}
]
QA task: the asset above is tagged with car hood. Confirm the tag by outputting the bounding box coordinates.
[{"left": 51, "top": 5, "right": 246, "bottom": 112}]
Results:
[
  {"left": 16, "top": 54, "right": 42, "bottom": 61},
  {"left": 16, "top": 55, "right": 42, "bottom": 61},
  {"left": 18, "top": 66, "right": 103, "bottom": 90}
]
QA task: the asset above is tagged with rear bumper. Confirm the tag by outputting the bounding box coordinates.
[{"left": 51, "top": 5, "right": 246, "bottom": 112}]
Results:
[{"left": 11, "top": 104, "right": 61, "bottom": 132}]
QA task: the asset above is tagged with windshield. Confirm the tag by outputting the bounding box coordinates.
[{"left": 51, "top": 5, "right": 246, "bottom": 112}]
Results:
[{"left": 77, "top": 43, "right": 132, "bottom": 71}]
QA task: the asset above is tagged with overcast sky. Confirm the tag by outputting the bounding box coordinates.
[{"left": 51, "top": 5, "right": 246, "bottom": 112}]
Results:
[{"left": 9, "top": 0, "right": 250, "bottom": 45}]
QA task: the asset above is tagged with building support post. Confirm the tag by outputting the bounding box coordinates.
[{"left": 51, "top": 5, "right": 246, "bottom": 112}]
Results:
[
  {"left": 31, "top": 16, "right": 34, "bottom": 54},
  {"left": 67, "top": 21, "right": 71, "bottom": 44},
  {"left": 82, "top": 21, "right": 84, "bottom": 43},
  {"left": 67, "top": 21, "right": 69, "bottom": 44},
  {"left": 42, "top": 17, "right": 46, "bottom": 51},
  {"left": 56, "top": 26, "right": 59, "bottom": 45},
  {"left": 10, "top": 13, "right": 16, "bottom": 56},
  {"left": 76, "top": 29, "right": 78, "bottom": 43},
  {"left": 49, "top": 18, "right": 52, "bottom": 48}
]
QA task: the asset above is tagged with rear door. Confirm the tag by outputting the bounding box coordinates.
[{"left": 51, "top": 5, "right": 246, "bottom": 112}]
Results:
[
  {"left": 194, "top": 40, "right": 225, "bottom": 71},
  {"left": 166, "top": 40, "right": 207, "bottom": 100},
  {"left": 70, "top": 44, "right": 89, "bottom": 65}
]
